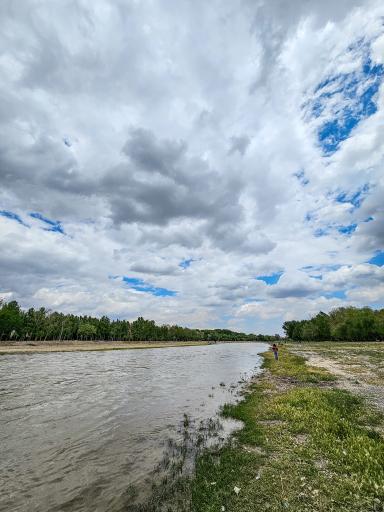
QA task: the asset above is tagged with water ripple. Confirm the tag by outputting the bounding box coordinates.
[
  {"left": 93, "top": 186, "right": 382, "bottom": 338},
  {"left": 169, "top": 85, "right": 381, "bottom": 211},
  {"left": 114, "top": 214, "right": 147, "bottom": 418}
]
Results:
[{"left": 0, "top": 342, "right": 266, "bottom": 512}]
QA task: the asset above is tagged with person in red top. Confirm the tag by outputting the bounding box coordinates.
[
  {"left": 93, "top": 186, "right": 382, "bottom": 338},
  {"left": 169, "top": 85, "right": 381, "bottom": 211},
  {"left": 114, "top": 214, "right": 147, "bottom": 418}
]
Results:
[{"left": 272, "top": 343, "right": 279, "bottom": 361}]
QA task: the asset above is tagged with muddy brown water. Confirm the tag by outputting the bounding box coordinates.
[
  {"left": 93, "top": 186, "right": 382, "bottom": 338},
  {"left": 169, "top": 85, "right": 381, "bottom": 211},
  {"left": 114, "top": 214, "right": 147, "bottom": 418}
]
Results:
[{"left": 0, "top": 342, "right": 267, "bottom": 512}]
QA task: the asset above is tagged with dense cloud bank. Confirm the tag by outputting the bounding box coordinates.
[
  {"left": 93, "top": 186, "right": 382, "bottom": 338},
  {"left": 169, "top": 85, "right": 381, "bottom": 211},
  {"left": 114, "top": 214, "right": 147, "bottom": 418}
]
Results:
[{"left": 0, "top": 0, "right": 383, "bottom": 333}]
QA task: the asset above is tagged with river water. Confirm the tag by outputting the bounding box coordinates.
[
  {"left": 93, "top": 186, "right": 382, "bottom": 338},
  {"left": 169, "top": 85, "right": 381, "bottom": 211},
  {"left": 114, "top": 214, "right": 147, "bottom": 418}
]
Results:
[{"left": 0, "top": 342, "right": 267, "bottom": 512}]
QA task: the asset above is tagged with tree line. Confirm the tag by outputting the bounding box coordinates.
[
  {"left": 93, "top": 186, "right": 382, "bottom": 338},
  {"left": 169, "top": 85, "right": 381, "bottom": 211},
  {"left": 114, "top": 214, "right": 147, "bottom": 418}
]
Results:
[
  {"left": 282, "top": 307, "right": 384, "bottom": 341},
  {"left": 0, "top": 300, "right": 279, "bottom": 343}
]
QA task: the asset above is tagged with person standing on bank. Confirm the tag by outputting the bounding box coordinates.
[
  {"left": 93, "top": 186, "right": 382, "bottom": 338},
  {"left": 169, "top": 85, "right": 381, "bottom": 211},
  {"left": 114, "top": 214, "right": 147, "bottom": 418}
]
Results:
[{"left": 272, "top": 343, "right": 279, "bottom": 361}]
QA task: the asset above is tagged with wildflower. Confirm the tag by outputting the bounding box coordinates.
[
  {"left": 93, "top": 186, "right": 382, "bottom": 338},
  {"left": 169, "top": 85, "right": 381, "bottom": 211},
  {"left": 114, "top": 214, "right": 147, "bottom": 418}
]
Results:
[{"left": 234, "top": 486, "right": 241, "bottom": 495}]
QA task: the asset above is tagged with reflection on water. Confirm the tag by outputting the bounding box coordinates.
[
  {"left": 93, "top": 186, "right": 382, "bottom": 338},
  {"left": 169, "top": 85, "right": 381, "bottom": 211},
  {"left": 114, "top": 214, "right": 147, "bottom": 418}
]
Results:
[{"left": 0, "top": 342, "right": 267, "bottom": 512}]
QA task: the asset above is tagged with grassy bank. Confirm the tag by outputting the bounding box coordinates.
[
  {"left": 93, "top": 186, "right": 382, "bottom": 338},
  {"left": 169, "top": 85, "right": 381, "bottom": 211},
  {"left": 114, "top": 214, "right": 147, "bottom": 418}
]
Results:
[{"left": 189, "top": 347, "right": 384, "bottom": 511}]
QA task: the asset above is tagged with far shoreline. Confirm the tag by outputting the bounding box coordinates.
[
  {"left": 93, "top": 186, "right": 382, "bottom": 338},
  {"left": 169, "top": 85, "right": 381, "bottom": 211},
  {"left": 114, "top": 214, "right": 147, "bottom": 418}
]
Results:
[{"left": 0, "top": 339, "right": 259, "bottom": 355}]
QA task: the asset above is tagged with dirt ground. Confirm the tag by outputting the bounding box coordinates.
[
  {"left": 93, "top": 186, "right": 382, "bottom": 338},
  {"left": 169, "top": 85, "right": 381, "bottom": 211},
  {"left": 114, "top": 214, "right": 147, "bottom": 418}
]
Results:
[
  {"left": 0, "top": 340, "right": 209, "bottom": 354},
  {"left": 290, "top": 342, "right": 384, "bottom": 413}
]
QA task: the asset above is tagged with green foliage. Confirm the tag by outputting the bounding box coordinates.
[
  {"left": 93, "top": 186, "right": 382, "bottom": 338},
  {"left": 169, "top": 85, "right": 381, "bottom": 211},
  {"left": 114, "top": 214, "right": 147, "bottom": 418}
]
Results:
[
  {"left": 269, "top": 387, "right": 384, "bottom": 501},
  {"left": 77, "top": 322, "right": 97, "bottom": 339},
  {"left": 263, "top": 348, "right": 336, "bottom": 382},
  {"left": 0, "top": 300, "right": 278, "bottom": 342},
  {"left": 0, "top": 300, "right": 23, "bottom": 339},
  {"left": 283, "top": 307, "right": 384, "bottom": 342},
  {"left": 222, "top": 383, "right": 266, "bottom": 445}
]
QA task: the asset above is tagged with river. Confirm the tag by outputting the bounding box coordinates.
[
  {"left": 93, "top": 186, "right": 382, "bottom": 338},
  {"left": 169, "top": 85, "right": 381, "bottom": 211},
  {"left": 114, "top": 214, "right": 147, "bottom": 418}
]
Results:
[{"left": 0, "top": 342, "right": 267, "bottom": 511}]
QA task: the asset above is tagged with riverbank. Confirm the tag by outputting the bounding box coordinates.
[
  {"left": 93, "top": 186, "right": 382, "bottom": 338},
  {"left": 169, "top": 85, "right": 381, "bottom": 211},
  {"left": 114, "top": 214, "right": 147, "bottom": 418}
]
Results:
[
  {"left": 0, "top": 340, "right": 212, "bottom": 354},
  {"left": 183, "top": 345, "right": 384, "bottom": 511}
]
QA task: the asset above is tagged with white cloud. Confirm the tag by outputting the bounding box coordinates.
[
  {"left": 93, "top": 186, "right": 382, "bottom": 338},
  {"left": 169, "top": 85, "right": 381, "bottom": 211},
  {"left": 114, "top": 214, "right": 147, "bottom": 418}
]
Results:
[{"left": 0, "top": 0, "right": 383, "bottom": 334}]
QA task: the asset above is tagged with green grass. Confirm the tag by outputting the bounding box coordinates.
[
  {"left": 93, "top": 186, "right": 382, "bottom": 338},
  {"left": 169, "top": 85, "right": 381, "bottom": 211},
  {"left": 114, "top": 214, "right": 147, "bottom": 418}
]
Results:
[
  {"left": 263, "top": 348, "right": 336, "bottom": 383},
  {"left": 188, "top": 347, "right": 384, "bottom": 511}
]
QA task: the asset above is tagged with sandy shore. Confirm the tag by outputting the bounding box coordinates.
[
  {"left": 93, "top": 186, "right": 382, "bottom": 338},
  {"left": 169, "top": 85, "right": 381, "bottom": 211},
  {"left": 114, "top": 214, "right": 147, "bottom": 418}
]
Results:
[{"left": 0, "top": 340, "right": 210, "bottom": 354}]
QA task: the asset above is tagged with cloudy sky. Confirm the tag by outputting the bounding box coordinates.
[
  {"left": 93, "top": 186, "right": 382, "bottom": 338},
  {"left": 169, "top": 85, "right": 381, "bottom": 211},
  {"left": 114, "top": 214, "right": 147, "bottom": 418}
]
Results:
[{"left": 1, "top": 0, "right": 383, "bottom": 334}]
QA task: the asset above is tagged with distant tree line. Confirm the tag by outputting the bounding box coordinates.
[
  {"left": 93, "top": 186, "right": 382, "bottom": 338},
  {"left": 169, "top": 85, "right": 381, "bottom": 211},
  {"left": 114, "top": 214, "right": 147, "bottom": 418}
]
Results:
[
  {"left": 0, "top": 300, "right": 279, "bottom": 343},
  {"left": 283, "top": 307, "right": 384, "bottom": 341}
]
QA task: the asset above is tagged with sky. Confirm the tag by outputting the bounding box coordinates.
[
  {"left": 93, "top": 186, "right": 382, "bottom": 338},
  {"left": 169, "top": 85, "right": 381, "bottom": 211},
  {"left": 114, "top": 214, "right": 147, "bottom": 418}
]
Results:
[{"left": 0, "top": 0, "right": 383, "bottom": 334}]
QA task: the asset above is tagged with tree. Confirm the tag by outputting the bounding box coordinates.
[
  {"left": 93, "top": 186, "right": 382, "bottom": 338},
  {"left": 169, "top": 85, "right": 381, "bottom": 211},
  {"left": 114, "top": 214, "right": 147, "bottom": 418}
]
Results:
[
  {"left": 282, "top": 306, "right": 384, "bottom": 342},
  {"left": 282, "top": 320, "right": 298, "bottom": 339},
  {"left": 0, "top": 301, "right": 23, "bottom": 339},
  {"left": 0, "top": 299, "right": 282, "bottom": 343},
  {"left": 312, "top": 312, "right": 331, "bottom": 341},
  {"left": 77, "top": 323, "right": 97, "bottom": 340},
  {"left": 97, "top": 316, "right": 111, "bottom": 340}
]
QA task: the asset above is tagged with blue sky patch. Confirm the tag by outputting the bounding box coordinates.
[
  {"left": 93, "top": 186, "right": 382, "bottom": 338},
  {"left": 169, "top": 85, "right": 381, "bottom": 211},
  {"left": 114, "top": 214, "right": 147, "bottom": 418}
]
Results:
[
  {"left": 324, "top": 290, "right": 346, "bottom": 299},
  {"left": 368, "top": 250, "right": 384, "bottom": 267},
  {"left": 256, "top": 271, "right": 283, "bottom": 285},
  {"left": 335, "top": 183, "right": 369, "bottom": 210},
  {"left": 123, "top": 276, "right": 176, "bottom": 297},
  {"left": 314, "top": 227, "right": 329, "bottom": 237},
  {"left": 30, "top": 212, "right": 65, "bottom": 234},
  {"left": 179, "top": 258, "right": 194, "bottom": 269},
  {"left": 309, "top": 40, "right": 384, "bottom": 154},
  {"left": 0, "top": 210, "right": 29, "bottom": 227},
  {"left": 337, "top": 223, "right": 357, "bottom": 235}
]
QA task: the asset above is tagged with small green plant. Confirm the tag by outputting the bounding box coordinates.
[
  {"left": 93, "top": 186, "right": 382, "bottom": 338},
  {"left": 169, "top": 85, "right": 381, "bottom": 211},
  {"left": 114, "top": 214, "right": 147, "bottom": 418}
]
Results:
[{"left": 263, "top": 347, "right": 336, "bottom": 382}]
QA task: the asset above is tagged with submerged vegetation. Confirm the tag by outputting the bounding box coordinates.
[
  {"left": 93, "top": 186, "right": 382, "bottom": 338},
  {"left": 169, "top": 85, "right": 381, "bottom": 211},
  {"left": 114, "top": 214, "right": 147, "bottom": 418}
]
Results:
[
  {"left": 283, "top": 307, "right": 384, "bottom": 341},
  {"left": 0, "top": 300, "right": 279, "bottom": 342}
]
